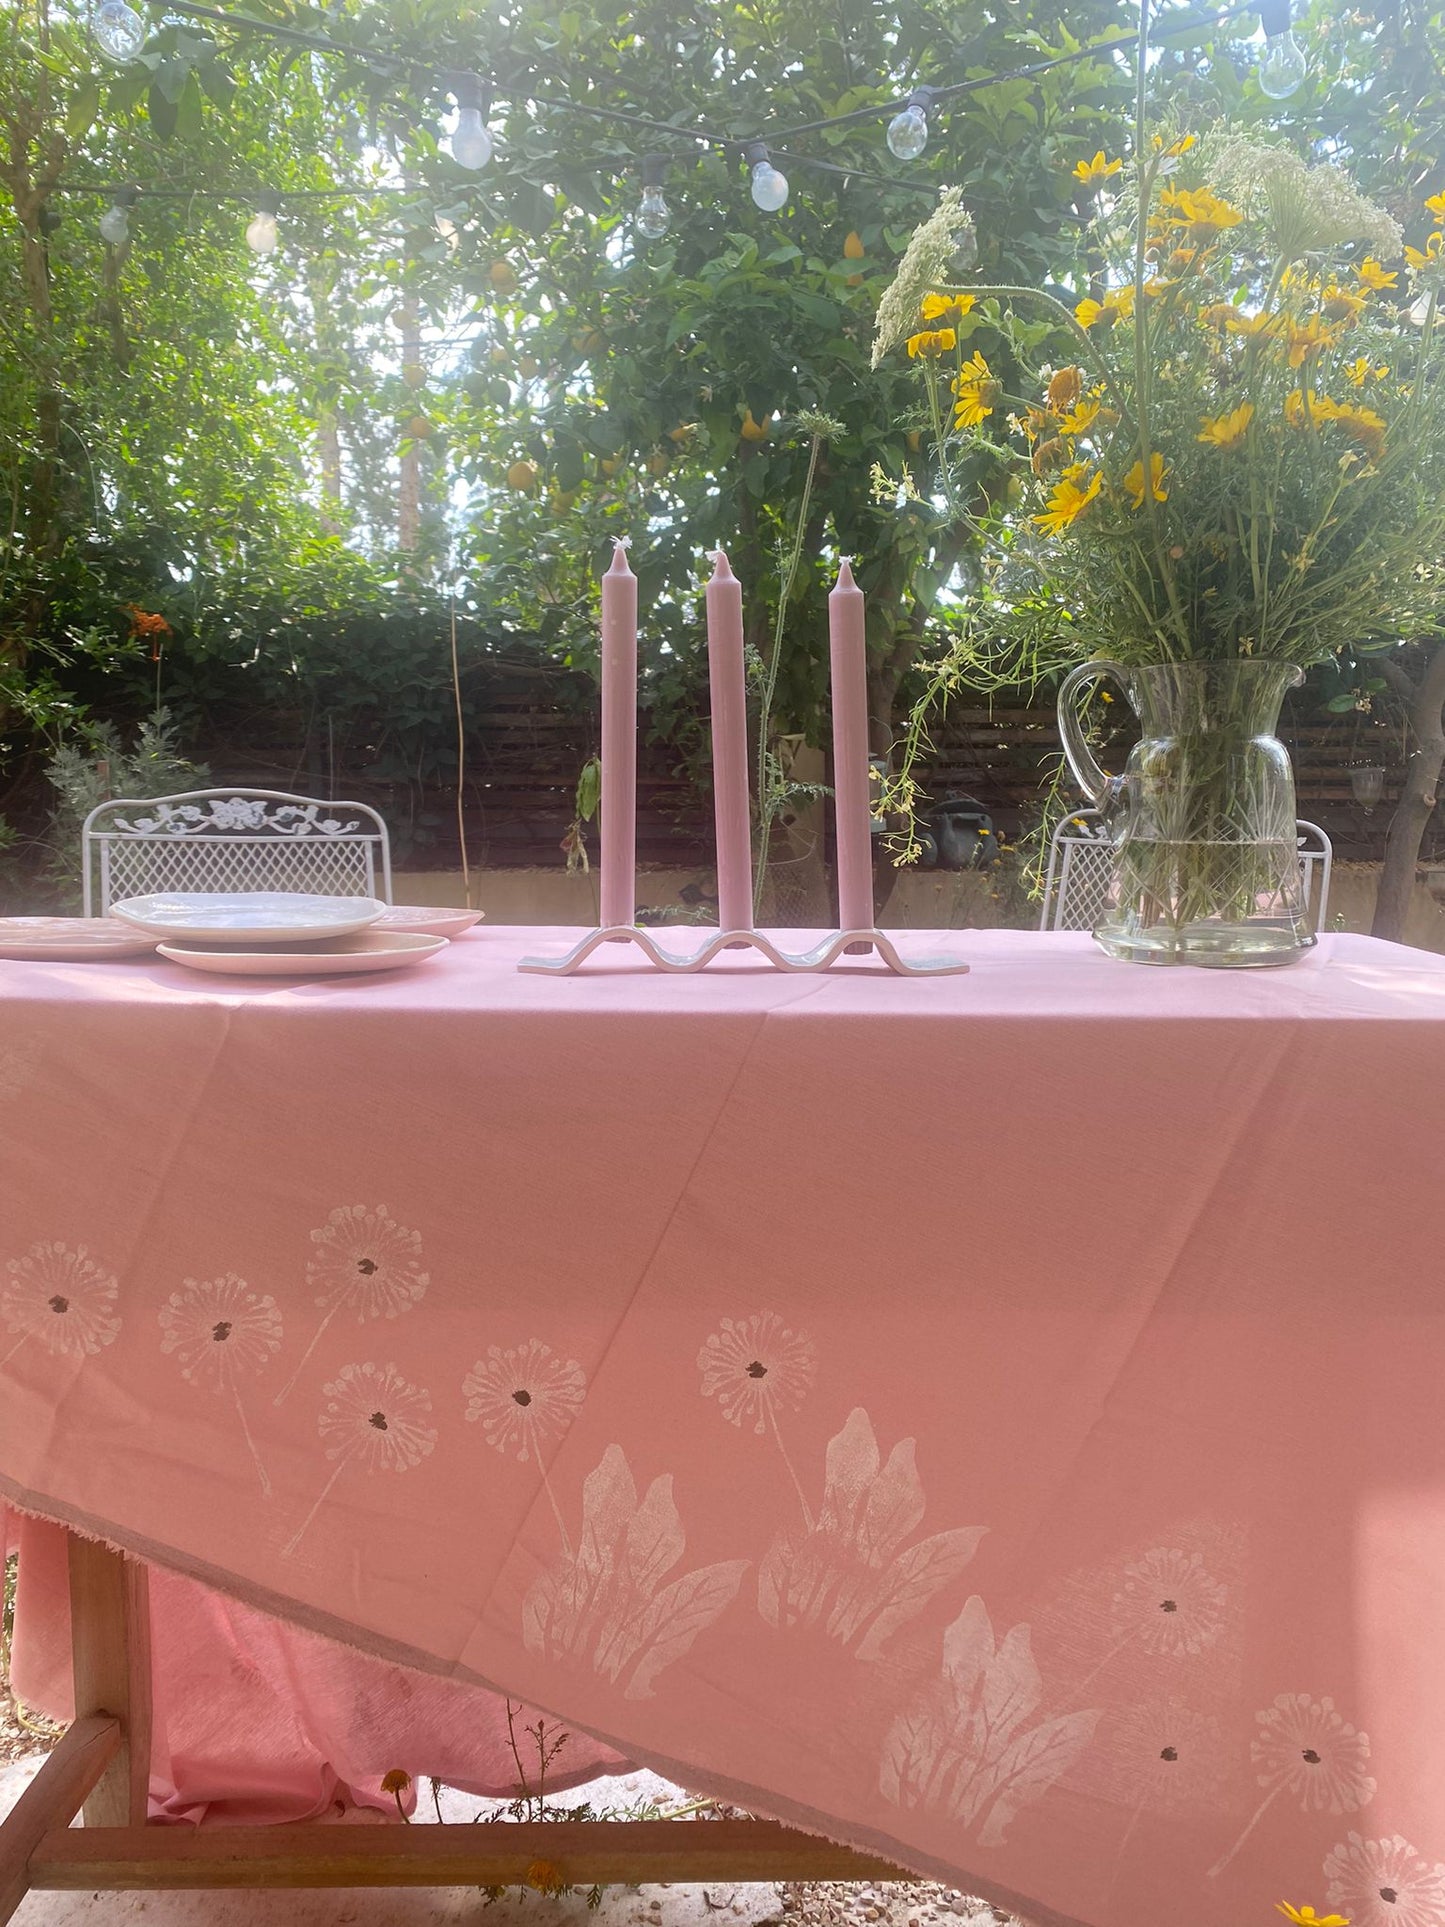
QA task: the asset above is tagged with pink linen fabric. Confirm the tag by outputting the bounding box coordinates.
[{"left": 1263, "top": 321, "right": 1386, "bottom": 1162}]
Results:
[{"left": 3, "top": 927, "right": 1445, "bottom": 1927}]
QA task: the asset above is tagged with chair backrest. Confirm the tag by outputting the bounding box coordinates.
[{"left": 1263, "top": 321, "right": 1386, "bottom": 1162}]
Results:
[
  {"left": 82, "top": 788, "right": 393, "bottom": 915},
  {"left": 1039, "top": 810, "right": 1334, "bottom": 932}
]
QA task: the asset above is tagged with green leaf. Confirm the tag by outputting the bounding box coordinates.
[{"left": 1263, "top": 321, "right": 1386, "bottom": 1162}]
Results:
[
  {"left": 66, "top": 78, "right": 100, "bottom": 141},
  {"left": 147, "top": 80, "right": 179, "bottom": 139},
  {"left": 175, "top": 70, "right": 205, "bottom": 141}
]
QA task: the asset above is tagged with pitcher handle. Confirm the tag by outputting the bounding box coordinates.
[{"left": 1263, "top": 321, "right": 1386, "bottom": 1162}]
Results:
[{"left": 1057, "top": 660, "right": 1131, "bottom": 812}]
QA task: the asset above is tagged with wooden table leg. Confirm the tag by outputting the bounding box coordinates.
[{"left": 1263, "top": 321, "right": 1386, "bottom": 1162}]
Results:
[{"left": 66, "top": 1534, "right": 152, "bottom": 1829}]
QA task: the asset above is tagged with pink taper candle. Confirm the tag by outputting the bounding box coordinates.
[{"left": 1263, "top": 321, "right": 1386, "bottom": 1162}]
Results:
[
  {"left": 705, "top": 550, "right": 754, "bottom": 932},
  {"left": 828, "top": 557, "right": 874, "bottom": 936},
  {"left": 600, "top": 540, "right": 638, "bottom": 929}
]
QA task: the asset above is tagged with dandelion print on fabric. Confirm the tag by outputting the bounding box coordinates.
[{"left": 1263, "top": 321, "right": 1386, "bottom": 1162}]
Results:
[
  {"left": 159, "top": 1274, "right": 283, "bottom": 1496},
  {"left": 282, "top": 1361, "right": 437, "bottom": 1557},
  {"left": 757, "top": 1406, "right": 985, "bottom": 1659},
  {"left": 698, "top": 1310, "right": 817, "bottom": 1519},
  {"left": 880, "top": 1594, "right": 1101, "bottom": 1847},
  {"left": 1210, "top": 1694, "right": 1376, "bottom": 1878},
  {"left": 521, "top": 1444, "right": 748, "bottom": 1701},
  {"left": 1, "top": 1242, "right": 119, "bottom": 1368},
  {"left": 275, "top": 1206, "right": 429, "bottom": 1406},
  {"left": 464, "top": 1339, "right": 587, "bottom": 1550},
  {"left": 1323, "top": 1832, "right": 1445, "bottom": 1927}
]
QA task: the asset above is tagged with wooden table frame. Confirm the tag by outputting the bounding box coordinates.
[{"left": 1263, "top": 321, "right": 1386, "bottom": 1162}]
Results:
[{"left": 0, "top": 1532, "right": 900, "bottom": 1920}]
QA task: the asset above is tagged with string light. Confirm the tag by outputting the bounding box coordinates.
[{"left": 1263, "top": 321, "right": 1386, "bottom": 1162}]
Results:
[
  {"left": 886, "top": 87, "right": 934, "bottom": 161},
  {"left": 744, "top": 141, "right": 789, "bottom": 212},
  {"left": 91, "top": 0, "right": 146, "bottom": 64},
  {"left": 98, "top": 186, "right": 138, "bottom": 245},
  {"left": 1256, "top": 0, "right": 1306, "bottom": 97},
  {"left": 445, "top": 72, "right": 493, "bottom": 170},
  {"left": 635, "top": 155, "right": 670, "bottom": 240},
  {"left": 244, "top": 189, "right": 280, "bottom": 252}
]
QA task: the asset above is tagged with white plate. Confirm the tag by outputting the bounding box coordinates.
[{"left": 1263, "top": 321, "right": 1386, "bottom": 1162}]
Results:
[
  {"left": 0, "top": 917, "right": 159, "bottom": 961},
  {"left": 373, "top": 905, "right": 485, "bottom": 939},
  {"left": 157, "top": 932, "right": 447, "bottom": 977},
  {"left": 112, "top": 892, "right": 387, "bottom": 944}
]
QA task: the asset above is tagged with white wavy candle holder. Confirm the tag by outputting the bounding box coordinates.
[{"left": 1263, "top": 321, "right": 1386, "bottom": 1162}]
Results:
[{"left": 517, "top": 926, "right": 970, "bottom": 977}]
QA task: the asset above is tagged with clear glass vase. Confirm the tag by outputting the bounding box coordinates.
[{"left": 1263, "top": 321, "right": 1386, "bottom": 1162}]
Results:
[{"left": 1056, "top": 658, "right": 1315, "bottom": 967}]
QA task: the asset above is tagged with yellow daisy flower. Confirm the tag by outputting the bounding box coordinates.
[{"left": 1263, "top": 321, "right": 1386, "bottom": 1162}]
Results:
[
  {"left": 1345, "top": 355, "right": 1389, "bottom": 386},
  {"left": 921, "top": 291, "right": 975, "bottom": 323},
  {"left": 952, "top": 351, "right": 1000, "bottom": 427},
  {"left": 1072, "top": 150, "right": 1122, "bottom": 186},
  {"left": 1197, "top": 402, "right": 1254, "bottom": 449},
  {"left": 907, "top": 327, "right": 957, "bottom": 358},
  {"left": 1045, "top": 365, "right": 1084, "bottom": 411},
  {"left": 1285, "top": 317, "right": 1344, "bottom": 367},
  {"left": 1426, "top": 191, "right": 1445, "bottom": 221},
  {"left": 1225, "top": 309, "right": 1281, "bottom": 338},
  {"left": 1152, "top": 132, "right": 1197, "bottom": 156},
  {"left": 1156, "top": 184, "right": 1244, "bottom": 238},
  {"left": 1319, "top": 283, "right": 1366, "bottom": 323},
  {"left": 1123, "top": 451, "right": 1169, "bottom": 508},
  {"left": 1405, "top": 231, "right": 1444, "bottom": 270},
  {"left": 1075, "top": 285, "right": 1136, "bottom": 330},
  {"left": 1057, "top": 397, "right": 1102, "bottom": 437},
  {"left": 1329, "top": 400, "right": 1387, "bottom": 459},
  {"left": 1356, "top": 257, "right": 1398, "bottom": 291},
  {"left": 1276, "top": 1906, "right": 1349, "bottom": 1927},
  {"left": 1033, "top": 463, "right": 1102, "bottom": 534}
]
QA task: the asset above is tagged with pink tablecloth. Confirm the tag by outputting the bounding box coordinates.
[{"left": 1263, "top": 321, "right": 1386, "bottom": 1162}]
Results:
[{"left": 4, "top": 926, "right": 1445, "bottom": 1927}]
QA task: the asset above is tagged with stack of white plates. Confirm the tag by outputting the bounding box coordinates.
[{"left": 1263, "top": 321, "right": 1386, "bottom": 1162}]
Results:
[{"left": 110, "top": 894, "right": 448, "bottom": 976}]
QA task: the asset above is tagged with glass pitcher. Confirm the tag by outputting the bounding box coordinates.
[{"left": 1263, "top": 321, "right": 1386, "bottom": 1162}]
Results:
[{"left": 1056, "top": 658, "right": 1315, "bottom": 967}]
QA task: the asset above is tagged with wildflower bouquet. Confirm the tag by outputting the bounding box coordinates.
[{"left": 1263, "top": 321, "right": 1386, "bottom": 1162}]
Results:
[
  {"left": 872, "top": 139, "right": 1445, "bottom": 963},
  {"left": 875, "top": 146, "right": 1445, "bottom": 673}
]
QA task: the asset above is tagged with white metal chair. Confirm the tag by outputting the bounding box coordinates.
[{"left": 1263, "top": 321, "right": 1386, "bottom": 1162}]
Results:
[
  {"left": 1039, "top": 809, "right": 1332, "bottom": 932},
  {"left": 82, "top": 788, "right": 393, "bottom": 915}
]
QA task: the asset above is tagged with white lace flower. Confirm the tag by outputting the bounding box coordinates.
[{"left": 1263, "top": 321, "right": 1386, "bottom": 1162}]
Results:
[
  {"left": 697, "top": 1311, "right": 817, "bottom": 1435},
  {"left": 318, "top": 1361, "right": 437, "bottom": 1472},
  {"left": 1, "top": 1242, "right": 120, "bottom": 1360},
  {"left": 463, "top": 1340, "right": 586, "bottom": 1461},
  {"left": 1112, "top": 1546, "right": 1226, "bottom": 1657},
  {"left": 1252, "top": 1694, "right": 1375, "bottom": 1813},
  {"left": 1324, "top": 1832, "right": 1445, "bottom": 1927},
  {"left": 306, "top": 1206, "right": 429, "bottom": 1320}
]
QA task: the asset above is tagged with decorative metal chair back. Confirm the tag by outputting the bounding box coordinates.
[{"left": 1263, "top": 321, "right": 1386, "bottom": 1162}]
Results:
[
  {"left": 1039, "top": 810, "right": 1333, "bottom": 933},
  {"left": 82, "top": 788, "right": 393, "bottom": 916}
]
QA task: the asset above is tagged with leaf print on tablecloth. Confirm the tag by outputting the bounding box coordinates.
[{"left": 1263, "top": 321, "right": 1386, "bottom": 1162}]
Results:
[
  {"left": 282, "top": 1361, "right": 437, "bottom": 1557},
  {"left": 757, "top": 1407, "right": 984, "bottom": 1659},
  {"left": 159, "top": 1273, "right": 282, "bottom": 1497},
  {"left": 1323, "top": 1832, "right": 1445, "bottom": 1927},
  {"left": 1, "top": 1241, "right": 119, "bottom": 1368},
  {"left": 880, "top": 1594, "right": 1100, "bottom": 1847},
  {"left": 276, "top": 1206, "right": 429, "bottom": 1406},
  {"left": 1209, "top": 1694, "right": 1375, "bottom": 1878},
  {"left": 521, "top": 1444, "right": 748, "bottom": 1700}
]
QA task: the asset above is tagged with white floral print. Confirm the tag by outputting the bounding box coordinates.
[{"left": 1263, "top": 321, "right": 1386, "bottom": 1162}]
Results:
[
  {"left": 159, "top": 1274, "right": 282, "bottom": 1496},
  {"left": 880, "top": 1594, "right": 1101, "bottom": 1847},
  {"left": 464, "top": 1340, "right": 586, "bottom": 1462},
  {"left": 1251, "top": 1693, "right": 1376, "bottom": 1813},
  {"left": 282, "top": 1361, "right": 437, "bottom": 1556},
  {"left": 1, "top": 1242, "right": 120, "bottom": 1366},
  {"left": 1112, "top": 1547, "right": 1226, "bottom": 1658},
  {"left": 275, "top": 1206, "right": 429, "bottom": 1405},
  {"left": 522, "top": 1444, "right": 748, "bottom": 1700},
  {"left": 1099, "top": 1696, "right": 1228, "bottom": 1816},
  {"left": 698, "top": 1312, "right": 816, "bottom": 1435},
  {"left": 1209, "top": 1693, "right": 1375, "bottom": 1878},
  {"left": 757, "top": 1407, "right": 985, "bottom": 1659},
  {"left": 1324, "top": 1833, "right": 1445, "bottom": 1927}
]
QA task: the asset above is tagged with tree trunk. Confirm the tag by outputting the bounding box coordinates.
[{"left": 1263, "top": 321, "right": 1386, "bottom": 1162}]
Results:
[{"left": 1372, "top": 643, "right": 1445, "bottom": 942}]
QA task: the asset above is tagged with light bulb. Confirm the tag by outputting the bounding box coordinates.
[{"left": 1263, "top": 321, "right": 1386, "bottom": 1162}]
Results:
[
  {"left": 245, "top": 209, "right": 278, "bottom": 253},
  {"left": 451, "top": 107, "right": 493, "bottom": 170},
  {"left": 750, "top": 160, "right": 789, "bottom": 211},
  {"left": 99, "top": 200, "right": 131, "bottom": 246},
  {"left": 887, "top": 102, "right": 928, "bottom": 161},
  {"left": 92, "top": 0, "right": 146, "bottom": 63},
  {"left": 636, "top": 184, "right": 670, "bottom": 239},
  {"left": 1258, "top": 27, "right": 1307, "bottom": 96}
]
